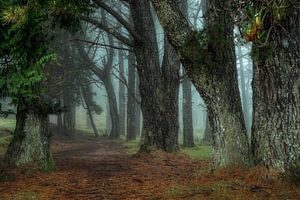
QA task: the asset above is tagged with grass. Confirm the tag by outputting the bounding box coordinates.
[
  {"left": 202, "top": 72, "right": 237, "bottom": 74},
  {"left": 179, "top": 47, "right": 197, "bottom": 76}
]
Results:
[
  {"left": 0, "top": 135, "right": 12, "bottom": 155},
  {"left": 0, "top": 118, "right": 16, "bottom": 131},
  {"left": 123, "top": 139, "right": 140, "bottom": 154},
  {"left": 181, "top": 144, "right": 212, "bottom": 159}
]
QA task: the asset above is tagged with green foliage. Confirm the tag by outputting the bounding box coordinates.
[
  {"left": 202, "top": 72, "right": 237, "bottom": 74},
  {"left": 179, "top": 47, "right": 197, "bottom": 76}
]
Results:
[
  {"left": 0, "top": 1, "right": 54, "bottom": 107},
  {"left": 0, "top": 0, "right": 91, "bottom": 112},
  {"left": 49, "top": 0, "right": 92, "bottom": 31},
  {"left": 0, "top": 118, "right": 16, "bottom": 131},
  {"left": 182, "top": 144, "right": 212, "bottom": 159}
]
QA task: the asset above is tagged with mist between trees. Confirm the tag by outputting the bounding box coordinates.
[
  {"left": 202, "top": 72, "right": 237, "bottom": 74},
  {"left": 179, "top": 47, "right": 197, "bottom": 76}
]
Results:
[{"left": 0, "top": 0, "right": 299, "bottom": 174}]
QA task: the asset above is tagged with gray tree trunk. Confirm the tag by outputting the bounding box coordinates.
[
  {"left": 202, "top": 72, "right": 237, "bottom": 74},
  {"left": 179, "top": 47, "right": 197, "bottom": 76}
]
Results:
[
  {"left": 251, "top": 7, "right": 300, "bottom": 171},
  {"left": 180, "top": 0, "right": 194, "bottom": 148},
  {"left": 62, "top": 88, "right": 76, "bottom": 136},
  {"left": 118, "top": 46, "right": 126, "bottom": 136},
  {"left": 151, "top": 0, "right": 250, "bottom": 166},
  {"left": 106, "top": 102, "right": 111, "bottom": 133},
  {"left": 104, "top": 76, "right": 120, "bottom": 139},
  {"left": 126, "top": 52, "right": 136, "bottom": 141},
  {"left": 130, "top": 0, "right": 179, "bottom": 152},
  {"left": 82, "top": 89, "right": 99, "bottom": 137},
  {"left": 135, "top": 73, "right": 141, "bottom": 137},
  {"left": 5, "top": 106, "right": 54, "bottom": 170}
]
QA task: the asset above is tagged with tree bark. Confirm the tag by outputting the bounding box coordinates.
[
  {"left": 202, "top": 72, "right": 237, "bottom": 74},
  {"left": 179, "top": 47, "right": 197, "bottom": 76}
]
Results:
[
  {"left": 104, "top": 76, "right": 120, "bottom": 139},
  {"left": 160, "top": 38, "right": 181, "bottom": 151},
  {"left": 151, "top": 0, "right": 250, "bottom": 166},
  {"left": 57, "top": 113, "right": 63, "bottom": 134},
  {"left": 118, "top": 46, "right": 126, "bottom": 136},
  {"left": 180, "top": 0, "right": 194, "bottom": 148},
  {"left": 5, "top": 106, "right": 54, "bottom": 170},
  {"left": 135, "top": 73, "right": 142, "bottom": 137},
  {"left": 62, "top": 87, "right": 76, "bottom": 136},
  {"left": 82, "top": 88, "right": 99, "bottom": 137},
  {"left": 130, "top": 0, "right": 179, "bottom": 152},
  {"left": 251, "top": 7, "right": 300, "bottom": 171},
  {"left": 126, "top": 52, "right": 136, "bottom": 141},
  {"left": 182, "top": 77, "right": 194, "bottom": 147}
]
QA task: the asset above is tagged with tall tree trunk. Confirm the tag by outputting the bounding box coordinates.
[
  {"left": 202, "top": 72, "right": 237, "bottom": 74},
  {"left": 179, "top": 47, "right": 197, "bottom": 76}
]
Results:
[
  {"left": 160, "top": 38, "right": 181, "bottom": 151},
  {"left": 104, "top": 76, "right": 120, "bottom": 139},
  {"left": 130, "top": 0, "right": 179, "bottom": 152},
  {"left": 118, "top": 46, "right": 126, "bottom": 136},
  {"left": 135, "top": 73, "right": 141, "bottom": 137},
  {"left": 151, "top": 0, "right": 250, "bottom": 166},
  {"left": 126, "top": 52, "right": 136, "bottom": 141},
  {"left": 57, "top": 113, "right": 63, "bottom": 134},
  {"left": 62, "top": 87, "right": 76, "bottom": 136},
  {"left": 106, "top": 102, "right": 111, "bottom": 133},
  {"left": 251, "top": 7, "right": 300, "bottom": 171},
  {"left": 82, "top": 89, "right": 99, "bottom": 137},
  {"left": 182, "top": 78, "right": 194, "bottom": 147},
  {"left": 237, "top": 45, "right": 250, "bottom": 135},
  {"left": 5, "top": 106, "right": 54, "bottom": 170},
  {"left": 181, "top": 0, "right": 194, "bottom": 148}
]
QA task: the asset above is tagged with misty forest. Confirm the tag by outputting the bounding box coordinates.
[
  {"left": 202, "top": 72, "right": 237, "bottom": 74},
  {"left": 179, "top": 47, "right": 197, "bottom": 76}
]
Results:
[{"left": 0, "top": 0, "right": 299, "bottom": 199}]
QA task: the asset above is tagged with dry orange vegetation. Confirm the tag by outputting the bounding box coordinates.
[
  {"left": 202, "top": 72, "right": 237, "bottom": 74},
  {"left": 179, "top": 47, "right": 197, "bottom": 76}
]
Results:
[{"left": 0, "top": 135, "right": 299, "bottom": 200}]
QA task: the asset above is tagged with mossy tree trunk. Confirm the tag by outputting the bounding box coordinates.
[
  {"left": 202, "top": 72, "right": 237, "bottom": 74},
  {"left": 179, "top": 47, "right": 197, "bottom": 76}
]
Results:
[
  {"left": 251, "top": 7, "right": 300, "bottom": 171},
  {"left": 151, "top": 0, "right": 250, "bottom": 166},
  {"left": 5, "top": 106, "right": 54, "bottom": 170}
]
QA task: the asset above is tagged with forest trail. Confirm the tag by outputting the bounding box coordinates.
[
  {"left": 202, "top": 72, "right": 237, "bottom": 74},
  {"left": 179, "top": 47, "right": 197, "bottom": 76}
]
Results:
[
  {"left": 0, "top": 135, "right": 209, "bottom": 200},
  {"left": 1, "top": 135, "right": 300, "bottom": 200}
]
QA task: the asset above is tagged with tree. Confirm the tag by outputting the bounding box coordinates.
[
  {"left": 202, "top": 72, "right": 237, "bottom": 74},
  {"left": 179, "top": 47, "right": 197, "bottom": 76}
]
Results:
[
  {"left": 181, "top": 0, "right": 194, "bottom": 148},
  {"left": 242, "top": 1, "right": 300, "bottom": 171},
  {"left": 0, "top": 1, "right": 56, "bottom": 170},
  {"left": 118, "top": 46, "right": 126, "bottom": 136},
  {"left": 151, "top": 0, "right": 250, "bottom": 166},
  {"left": 126, "top": 52, "right": 136, "bottom": 141},
  {"left": 0, "top": 0, "right": 90, "bottom": 170}
]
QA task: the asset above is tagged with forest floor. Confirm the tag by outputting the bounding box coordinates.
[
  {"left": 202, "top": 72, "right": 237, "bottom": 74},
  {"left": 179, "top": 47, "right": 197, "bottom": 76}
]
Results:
[{"left": 0, "top": 132, "right": 300, "bottom": 200}]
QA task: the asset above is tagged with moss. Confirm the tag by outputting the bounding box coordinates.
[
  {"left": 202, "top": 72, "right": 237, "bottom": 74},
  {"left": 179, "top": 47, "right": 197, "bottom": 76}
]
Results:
[
  {"left": 40, "top": 151, "right": 56, "bottom": 172},
  {"left": 0, "top": 118, "right": 16, "bottom": 131},
  {"left": 123, "top": 139, "right": 140, "bottom": 155},
  {"left": 182, "top": 144, "right": 212, "bottom": 159}
]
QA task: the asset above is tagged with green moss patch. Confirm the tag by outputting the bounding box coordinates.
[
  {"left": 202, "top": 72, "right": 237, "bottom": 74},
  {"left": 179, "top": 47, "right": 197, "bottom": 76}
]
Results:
[{"left": 182, "top": 144, "right": 212, "bottom": 159}]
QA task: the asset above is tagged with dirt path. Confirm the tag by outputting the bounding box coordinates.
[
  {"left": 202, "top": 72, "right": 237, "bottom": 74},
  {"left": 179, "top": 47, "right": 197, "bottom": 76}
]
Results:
[
  {"left": 0, "top": 135, "right": 208, "bottom": 200},
  {"left": 1, "top": 135, "right": 300, "bottom": 200}
]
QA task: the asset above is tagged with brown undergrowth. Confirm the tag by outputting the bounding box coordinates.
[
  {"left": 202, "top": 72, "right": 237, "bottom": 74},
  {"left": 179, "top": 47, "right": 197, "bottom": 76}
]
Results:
[{"left": 0, "top": 135, "right": 299, "bottom": 200}]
